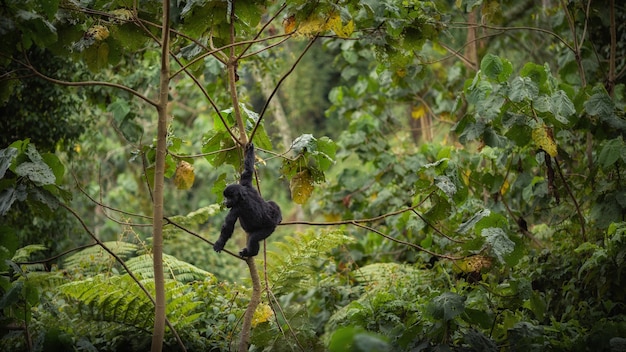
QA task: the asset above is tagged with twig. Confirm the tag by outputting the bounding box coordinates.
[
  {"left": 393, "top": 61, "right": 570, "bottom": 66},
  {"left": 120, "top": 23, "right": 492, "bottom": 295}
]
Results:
[{"left": 555, "top": 158, "right": 587, "bottom": 242}]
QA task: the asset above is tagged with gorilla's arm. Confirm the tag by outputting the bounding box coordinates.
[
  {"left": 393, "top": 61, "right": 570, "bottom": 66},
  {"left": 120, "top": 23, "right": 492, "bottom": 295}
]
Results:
[
  {"left": 214, "top": 208, "right": 239, "bottom": 252},
  {"left": 239, "top": 143, "right": 255, "bottom": 188}
]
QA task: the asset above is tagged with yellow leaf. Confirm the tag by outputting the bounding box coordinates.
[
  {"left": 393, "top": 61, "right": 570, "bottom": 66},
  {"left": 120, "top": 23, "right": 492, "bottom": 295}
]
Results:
[
  {"left": 532, "top": 125, "right": 558, "bottom": 157},
  {"left": 251, "top": 304, "right": 273, "bottom": 328},
  {"left": 500, "top": 178, "right": 510, "bottom": 195},
  {"left": 290, "top": 170, "right": 314, "bottom": 204},
  {"left": 411, "top": 105, "right": 427, "bottom": 120},
  {"left": 295, "top": 17, "right": 325, "bottom": 36},
  {"left": 457, "top": 255, "right": 492, "bottom": 273},
  {"left": 174, "top": 161, "right": 195, "bottom": 190},
  {"left": 87, "top": 25, "right": 109, "bottom": 41},
  {"left": 283, "top": 15, "right": 296, "bottom": 34},
  {"left": 328, "top": 14, "right": 354, "bottom": 38}
]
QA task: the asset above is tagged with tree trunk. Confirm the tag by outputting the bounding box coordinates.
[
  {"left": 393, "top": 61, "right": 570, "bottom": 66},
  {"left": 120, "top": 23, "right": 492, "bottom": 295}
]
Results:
[{"left": 151, "top": 0, "right": 170, "bottom": 350}]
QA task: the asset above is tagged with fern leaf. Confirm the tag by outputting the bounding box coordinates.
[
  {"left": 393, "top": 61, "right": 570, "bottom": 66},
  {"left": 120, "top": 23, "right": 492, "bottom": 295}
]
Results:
[{"left": 263, "top": 229, "right": 353, "bottom": 295}]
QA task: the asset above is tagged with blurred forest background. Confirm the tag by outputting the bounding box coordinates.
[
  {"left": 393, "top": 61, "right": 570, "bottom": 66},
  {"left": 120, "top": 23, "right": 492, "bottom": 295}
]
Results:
[{"left": 1, "top": 0, "right": 625, "bottom": 351}]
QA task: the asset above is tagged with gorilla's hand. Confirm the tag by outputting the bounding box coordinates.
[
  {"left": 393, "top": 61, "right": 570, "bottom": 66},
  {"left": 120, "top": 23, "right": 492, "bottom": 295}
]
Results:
[{"left": 213, "top": 240, "right": 226, "bottom": 253}]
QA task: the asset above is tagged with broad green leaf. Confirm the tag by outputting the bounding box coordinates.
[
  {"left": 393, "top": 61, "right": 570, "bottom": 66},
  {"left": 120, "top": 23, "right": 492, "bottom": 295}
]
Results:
[
  {"left": 118, "top": 115, "right": 143, "bottom": 143},
  {"left": 0, "top": 147, "right": 18, "bottom": 179},
  {"left": 427, "top": 292, "right": 466, "bottom": 321},
  {"left": 549, "top": 90, "right": 575, "bottom": 124},
  {"left": 598, "top": 137, "right": 625, "bottom": 169},
  {"left": 316, "top": 137, "right": 337, "bottom": 171},
  {"left": 435, "top": 175, "right": 456, "bottom": 199},
  {"left": 0, "top": 280, "right": 23, "bottom": 309},
  {"left": 480, "top": 54, "right": 512, "bottom": 82},
  {"left": 41, "top": 153, "right": 64, "bottom": 184},
  {"left": 585, "top": 86, "right": 615, "bottom": 120},
  {"left": 15, "top": 161, "right": 56, "bottom": 185},
  {"left": 474, "top": 212, "right": 508, "bottom": 234},
  {"left": 107, "top": 100, "right": 131, "bottom": 122},
  {"left": 291, "top": 134, "right": 316, "bottom": 154},
  {"left": 457, "top": 209, "right": 491, "bottom": 234},
  {"left": 0, "top": 184, "right": 27, "bottom": 216},
  {"left": 29, "top": 187, "right": 59, "bottom": 211},
  {"left": 481, "top": 227, "right": 515, "bottom": 263},
  {"left": 509, "top": 76, "right": 538, "bottom": 102},
  {"left": 0, "top": 226, "right": 19, "bottom": 270},
  {"left": 520, "top": 62, "right": 547, "bottom": 87}
]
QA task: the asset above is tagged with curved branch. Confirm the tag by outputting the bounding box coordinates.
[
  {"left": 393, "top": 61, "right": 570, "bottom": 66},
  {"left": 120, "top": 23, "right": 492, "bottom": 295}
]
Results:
[
  {"left": 11, "top": 55, "right": 158, "bottom": 107},
  {"left": 251, "top": 36, "right": 319, "bottom": 141},
  {"left": 15, "top": 243, "right": 97, "bottom": 266}
]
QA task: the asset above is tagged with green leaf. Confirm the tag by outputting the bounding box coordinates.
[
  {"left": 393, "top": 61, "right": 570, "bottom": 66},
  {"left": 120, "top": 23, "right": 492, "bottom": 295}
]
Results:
[
  {"left": 585, "top": 86, "right": 615, "bottom": 121},
  {"left": 316, "top": 137, "right": 337, "bottom": 171},
  {"left": 41, "top": 153, "right": 64, "bottom": 184},
  {"left": 0, "top": 226, "right": 18, "bottom": 271},
  {"left": 598, "top": 137, "right": 625, "bottom": 169},
  {"left": 520, "top": 62, "right": 547, "bottom": 87},
  {"left": 549, "top": 90, "right": 576, "bottom": 124},
  {"left": 0, "top": 280, "right": 23, "bottom": 309},
  {"left": 329, "top": 326, "right": 390, "bottom": 352},
  {"left": 481, "top": 227, "right": 515, "bottom": 263},
  {"left": 0, "top": 147, "right": 18, "bottom": 179},
  {"left": 427, "top": 292, "right": 466, "bottom": 321},
  {"left": 509, "top": 76, "right": 538, "bottom": 102},
  {"left": 435, "top": 175, "right": 456, "bottom": 199},
  {"left": 15, "top": 161, "right": 56, "bottom": 185},
  {"left": 291, "top": 134, "right": 316, "bottom": 154},
  {"left": 0, "top": 185, "right": 27, "bottom": 216},
  {"left": 107, "top": 100, "right": 131, "bottom": 122},
  {"left": 457, "top": 209, "right": 491, "bottom": 234},
  {"left": 480, "top": 54, "right": 512, "bottom": 83}
]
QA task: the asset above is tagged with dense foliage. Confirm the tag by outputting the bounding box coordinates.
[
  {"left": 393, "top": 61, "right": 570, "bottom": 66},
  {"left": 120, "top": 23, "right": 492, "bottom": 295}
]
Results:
[{"left": 1, "top": 0, "right": 625, "bottom": 351}]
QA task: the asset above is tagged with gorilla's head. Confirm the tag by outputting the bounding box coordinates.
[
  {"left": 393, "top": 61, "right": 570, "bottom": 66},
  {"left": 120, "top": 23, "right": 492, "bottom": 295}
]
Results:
[{"left": 223, "top": 184, "right": 243, "bottom": 208}]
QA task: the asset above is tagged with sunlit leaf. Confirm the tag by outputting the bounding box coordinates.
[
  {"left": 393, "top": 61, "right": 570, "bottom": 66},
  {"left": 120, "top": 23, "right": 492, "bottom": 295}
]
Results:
[
  {"left": 327, "top": 14, "right": 354, "bottom": 38},
  {"left": 86, "top": 25, "right": 109, "bottom": 41},
  {"left": 283, "top": 15, "right": 296, "bottom": 33},
  {"left": 532, "top": 125, "right": 557, "bottom": 157},
  {"left": 174, "top": 161, "right": 195, "bottom": 190},
  {"left": 290, "top": 169, "right": 314, "bottom": 204},
  {"left": 412, "top": 105, "right": 427, "bottom": 120}
]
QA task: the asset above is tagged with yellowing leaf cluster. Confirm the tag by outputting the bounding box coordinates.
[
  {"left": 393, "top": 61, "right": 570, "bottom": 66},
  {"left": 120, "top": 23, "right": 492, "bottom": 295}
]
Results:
[
  {"left": 411, "top": 105, "right": 427, "bottom": 120},
  {"left": 290, "top": 170, "right": 314, "bottom": 204},
  {"left": 457, "top": 255, "right": 493, "bottom": 273},
  {"left": 292, "top": 13, "right": 354, "bottom": 38},
  {"left": 86, "top": 25, "right": 109, "bottom": 41},
  {"left": 532, "top": 125, "right": 558, "bottom": 157},
  {"left": 251, "top": 303, "right": 273, "bottom": 327},
  {"left": 174, "top": 161, "right": 195, "bottom": 190}
]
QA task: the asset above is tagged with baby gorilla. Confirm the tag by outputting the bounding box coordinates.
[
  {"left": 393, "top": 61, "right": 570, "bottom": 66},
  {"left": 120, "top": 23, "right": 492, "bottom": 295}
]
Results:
[{"left": 213, "top": 143, "right": 282, "bottom": 257}]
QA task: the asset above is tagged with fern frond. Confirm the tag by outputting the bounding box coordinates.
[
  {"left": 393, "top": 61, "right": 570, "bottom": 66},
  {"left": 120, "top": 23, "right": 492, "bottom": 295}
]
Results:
[
  {"left": 63, "top": 241, "right": 138, "bottom": 274},
  {"left": 125, "top": 253, "right": 212, "bottom": 283},
  {"left": 59, "top": 275, "right": 152, "bottom": 331},
  {"left": 263, "top": 229, "right": 353, "bottom": 295},
  {"left": 12, "top": 244, "right": 48, "bottom": 262}
]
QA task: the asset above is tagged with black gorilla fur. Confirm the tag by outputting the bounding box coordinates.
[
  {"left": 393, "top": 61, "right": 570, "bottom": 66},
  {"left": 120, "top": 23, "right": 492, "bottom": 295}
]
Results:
[{"left": 213, "top": 143, "right": 282, "bottom": 257}]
